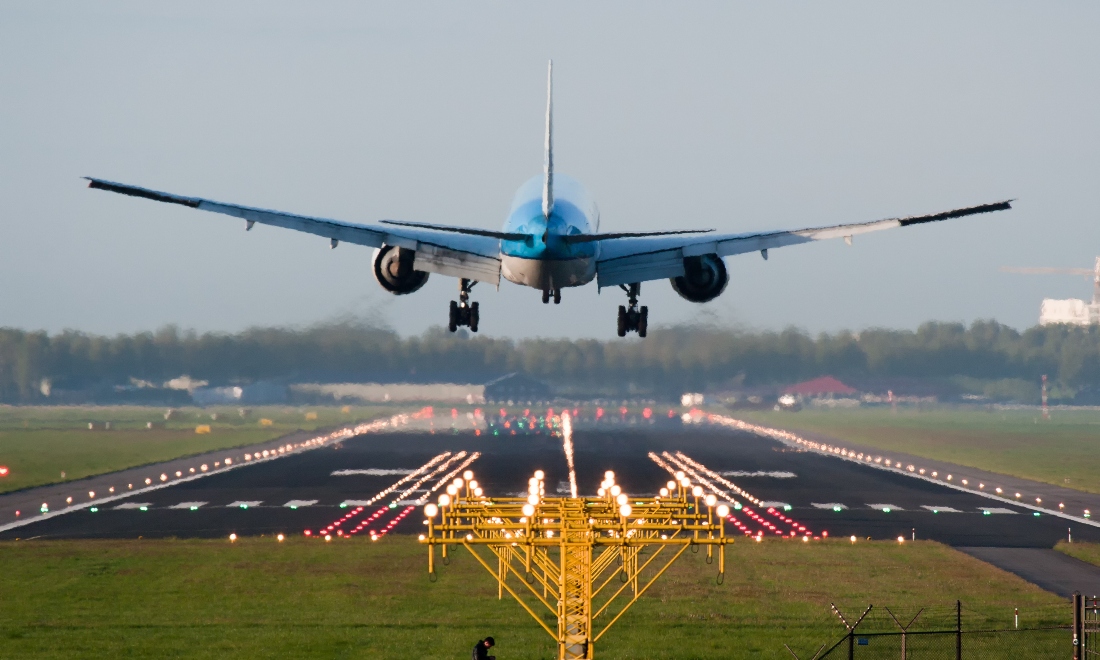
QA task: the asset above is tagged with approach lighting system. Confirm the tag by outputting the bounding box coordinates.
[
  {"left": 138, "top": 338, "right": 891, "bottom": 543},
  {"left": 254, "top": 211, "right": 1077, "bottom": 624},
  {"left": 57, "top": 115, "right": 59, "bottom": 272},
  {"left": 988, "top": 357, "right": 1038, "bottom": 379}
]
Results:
[
  {"left": 421, "top": 470, "right": 731, "bottom": 660},
  {"left": 0, "top": 466, "right": 8, "bottom": 477}
]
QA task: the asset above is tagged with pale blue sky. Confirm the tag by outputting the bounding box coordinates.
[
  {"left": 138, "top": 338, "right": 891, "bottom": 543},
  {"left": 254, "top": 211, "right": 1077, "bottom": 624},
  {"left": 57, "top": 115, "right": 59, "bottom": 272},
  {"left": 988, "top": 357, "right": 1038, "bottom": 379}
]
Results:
[{"left": 2, "top": 2, "right": 1098, "bottom": 338}]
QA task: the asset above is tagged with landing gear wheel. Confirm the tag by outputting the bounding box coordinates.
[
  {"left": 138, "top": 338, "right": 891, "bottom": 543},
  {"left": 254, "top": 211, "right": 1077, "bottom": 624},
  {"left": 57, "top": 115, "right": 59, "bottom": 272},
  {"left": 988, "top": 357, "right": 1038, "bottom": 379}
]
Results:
[
  {"left": 615, "top": 283, "right": 649, "bottom": 337},
  {"left": 553, "top": 288, "right": 561, "bottom": 304},
  {"left": 542, "top": 289, "right": 550, "bottom": 304},
  {"left": 448, "top": 279, "right": 480, "bottom": 333}
]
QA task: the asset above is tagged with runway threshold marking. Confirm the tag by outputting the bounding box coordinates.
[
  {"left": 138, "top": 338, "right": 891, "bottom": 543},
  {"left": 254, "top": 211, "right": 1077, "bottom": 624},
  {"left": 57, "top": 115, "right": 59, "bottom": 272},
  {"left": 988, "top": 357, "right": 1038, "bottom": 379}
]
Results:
[
  {"left": 168, "top": 502, "right": 207, "bottom": 510},
  {"left": 284, "top": 500, "right": 318, "bottom": 509},
  {"left": 980, "top": 507, "right": 1019, "bottom": 515},
  {"left": 331, "top": 469, "right": 415, "bottom": 476},
  {"left": 703, "top": 412, "right": 1100, "bottom": 528},
  {"left": 114, "top": 502, "right": 152, "bottom": 510},
  {"left": 867, "top": 503, "right": 903, "bottom": 512},
  {"left": 0, "top": 412, "right": 418, "bottom": 535},
  {"left": 921, "top": 505, "right": 962, "bottom": 513},
  {"left": 228, "top": 500, "right": 262, "bottom": 509},
  {"left": 812, "top": 503, "right": 848, "bottom": 510}
]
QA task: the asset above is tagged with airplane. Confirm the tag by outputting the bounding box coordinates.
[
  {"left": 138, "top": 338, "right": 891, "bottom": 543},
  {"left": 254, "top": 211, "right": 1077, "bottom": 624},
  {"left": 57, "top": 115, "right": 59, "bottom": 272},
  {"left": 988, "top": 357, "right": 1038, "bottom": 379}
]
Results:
[{"left": 87, "top": 61, "right": 1012, "bottom": 337}]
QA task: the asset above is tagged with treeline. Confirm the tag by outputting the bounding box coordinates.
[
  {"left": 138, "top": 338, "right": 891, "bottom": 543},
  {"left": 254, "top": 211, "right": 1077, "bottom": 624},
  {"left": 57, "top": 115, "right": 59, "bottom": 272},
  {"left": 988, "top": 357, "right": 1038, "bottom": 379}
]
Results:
[{"left": 0, "top": 320, "right": 1098, "bottom": 402}]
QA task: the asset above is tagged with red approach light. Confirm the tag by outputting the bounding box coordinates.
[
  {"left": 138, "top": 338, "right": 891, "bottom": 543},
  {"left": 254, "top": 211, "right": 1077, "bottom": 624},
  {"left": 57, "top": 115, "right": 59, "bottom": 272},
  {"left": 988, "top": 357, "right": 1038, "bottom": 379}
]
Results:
[
  {"left": 0, "top": 466, "right": 8, "bottom": 477},
  {"left": 451, "top": 408, "right": 458, "bottom": 418},
  {"left": 668, "top": 410, "right": 675, "bottom": 418},
  {"left": 500, "top": 408, "right": 507, "bottom": 417},
  {"left": 304, "top": 530, "right": 312, "bottom": 536},
  {"left": 642, "top": 408, "right": 652, "bottom": 419},
  {"left": 596, "top": 408, "right": 604, "bottom": 419},
  {"left": 619, "top": 407, "right": 628, "bottom": 416}
]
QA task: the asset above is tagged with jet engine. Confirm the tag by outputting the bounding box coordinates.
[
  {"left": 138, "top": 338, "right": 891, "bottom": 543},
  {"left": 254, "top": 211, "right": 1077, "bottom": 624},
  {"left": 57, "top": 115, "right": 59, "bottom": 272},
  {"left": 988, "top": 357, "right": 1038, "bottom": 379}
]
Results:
[
  {"left": 372, "top": 245, "right": 429, "bottom": 295},
  {"left": 670, "top": 254, "right": 728, "bottom": 303}
]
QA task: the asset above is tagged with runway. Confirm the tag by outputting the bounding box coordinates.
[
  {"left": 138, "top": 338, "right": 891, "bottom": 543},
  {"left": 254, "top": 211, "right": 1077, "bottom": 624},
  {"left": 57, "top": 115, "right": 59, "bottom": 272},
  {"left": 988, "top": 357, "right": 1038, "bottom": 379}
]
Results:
[{"left": 4, "top": 420, "right": 1099, "bottom": 549}]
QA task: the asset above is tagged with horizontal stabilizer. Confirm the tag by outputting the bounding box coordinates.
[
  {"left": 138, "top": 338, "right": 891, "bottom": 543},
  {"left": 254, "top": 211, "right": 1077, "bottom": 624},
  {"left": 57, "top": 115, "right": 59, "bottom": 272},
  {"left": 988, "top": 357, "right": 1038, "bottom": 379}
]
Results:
[
  {"left": 561, "top": 229, "right": 714, "bottom": 244},
  {"left": 380, "top": 219, "right": 529, "bottom": 242}
]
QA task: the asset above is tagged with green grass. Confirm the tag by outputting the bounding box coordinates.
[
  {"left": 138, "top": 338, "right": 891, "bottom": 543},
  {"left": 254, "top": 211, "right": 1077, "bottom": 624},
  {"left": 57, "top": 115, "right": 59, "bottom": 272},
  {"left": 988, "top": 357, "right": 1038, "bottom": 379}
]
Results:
[
  {"left": 1055, "top": 540, "right": 1100, "bottom": 568},
  {"left": 0, "top": 535, "right": 1067, "bottom": 659},
  {"left": 0, "top": 405, "right": 392, "bottom": 494},
  {"left": 735, "top": 407, "right": 1100, "bottom": 494}
]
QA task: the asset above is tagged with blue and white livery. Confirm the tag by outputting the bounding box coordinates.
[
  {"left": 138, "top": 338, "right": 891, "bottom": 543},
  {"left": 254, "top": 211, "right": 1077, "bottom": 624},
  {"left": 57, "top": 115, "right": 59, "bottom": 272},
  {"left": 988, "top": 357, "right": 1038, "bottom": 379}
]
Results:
[{"left": 87, "top": 61, "right": 1012, "bottom": 336}]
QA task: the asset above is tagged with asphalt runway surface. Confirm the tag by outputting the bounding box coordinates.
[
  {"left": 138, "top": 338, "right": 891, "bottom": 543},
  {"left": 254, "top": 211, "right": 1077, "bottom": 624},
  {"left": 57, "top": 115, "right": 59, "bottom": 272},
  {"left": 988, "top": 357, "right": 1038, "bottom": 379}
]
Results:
[{"left": 5, "top": 424, "right": 1099, "bottom": 548}]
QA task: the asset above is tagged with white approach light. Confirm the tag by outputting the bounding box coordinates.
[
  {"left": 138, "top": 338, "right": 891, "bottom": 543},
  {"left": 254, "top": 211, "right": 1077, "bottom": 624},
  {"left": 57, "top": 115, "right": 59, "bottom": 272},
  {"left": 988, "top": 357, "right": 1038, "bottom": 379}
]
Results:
[
  {"left": 534, "top": 470, "right": 545, "bottom": 480},
  {"left": 667, "top": 481, "right": 676, "bottom": 491},
  {"left": 424, "top": 503, "right": 439, "bottom": 518},
  {"left": 463, "top": 470, "right": 473, "bottom": 481},
  {"left": 438, "top": 494, "right": 451, "bottom": 507},
  {"left": 716, "top": 504, "right": 730, "bottom": 517},
  {"left": 705, "top": 494, "right": 717, "bottom": 507},
  {"left": 598, "top": 488, "right": 606, "bottom": 497},
  {"left": 277, "top": 534, "right": 285, "bottom": 542},
  {"left": 604, "top": 470, "right": 614, "bottom": 480},
  {"left": 453, "top": 478, "right": 464, "bottom": 488},
  {"left": 527, "top": 494, "right": 540, "bottom": 506},
  {"left": 619, "top": 504, "right": 632, "bottom": 517},
  {"left": 659, "top": 488, "right": 669, "bottom": 497},
  {"left": 610, "top": 485, "right": 621, "bottom": 497},
  {"left": 616, "top": 493, "right": 628, "bottom": 506},
  {"left": 446, "top": 485, "right": 458, "bottom": 496},
  {"left": 692, "top": 486, "right": 703, "bottom": 497},
  {"left": 522, "top": 504, "right": 535, "bottom": 517},
  {"left": 474, "top": 488, "right": 483, "bottom": 497},
  {"left": 674, "top": 471, "right": 685, "bottom": 480},
  {"left": 469, "top": 480, "right": 478, "bottom": 490}
]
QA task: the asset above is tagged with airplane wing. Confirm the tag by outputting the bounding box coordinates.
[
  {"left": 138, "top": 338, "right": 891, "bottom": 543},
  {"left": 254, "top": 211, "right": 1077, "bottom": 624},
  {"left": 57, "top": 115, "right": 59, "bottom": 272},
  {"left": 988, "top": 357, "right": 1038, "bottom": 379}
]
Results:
[
  {"left": 86, "top": 178, "right": 503, "bottom": 285},
  {"left": 595, "top": 200, "right": 1012, "bottom": 288}
]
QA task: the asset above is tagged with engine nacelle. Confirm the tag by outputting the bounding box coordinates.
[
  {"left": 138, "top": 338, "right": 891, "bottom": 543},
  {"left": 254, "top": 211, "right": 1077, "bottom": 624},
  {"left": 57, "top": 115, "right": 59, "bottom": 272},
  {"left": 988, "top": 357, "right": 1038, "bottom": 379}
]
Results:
[
  {"left": 373, "top": 245, "right": 429, "bottom": 295},
  {"left": 670, "top": 254, "right": 728, "bottom": 303}
]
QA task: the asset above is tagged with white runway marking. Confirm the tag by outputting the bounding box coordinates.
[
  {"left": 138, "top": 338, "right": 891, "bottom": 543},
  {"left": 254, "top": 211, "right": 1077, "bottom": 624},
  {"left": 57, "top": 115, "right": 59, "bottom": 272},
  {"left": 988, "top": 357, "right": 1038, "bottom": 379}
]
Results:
[
  {"left": 331, "top": 469, "right": 415, "bottom": 476},
  {"left": 759, "top": 501, "right": 790, "bottom": 509},
  {"left": 721, "top": 470, "right": 797, "bottom": 478},
  {"left": 341, "top": 500, "right": 372, "bottom": 507},
  {"left": 922, "top": 506, "right": 962, "bottom": 513},
  {"left": 868, "top": 503, "right": 903, "bottom": 511},
  {"left": 228, "top": 500, "right": 262, "bottom": 508},
  {"left": 979, "top": 507, "right": 1018, "bottom": 515},
  {"left": 114, "top": 502, "right": 151, "bottom": 510},
  {"left": 168, "top": 502, "right": 207, "bottom": 510},
  {"left": 812, "top": 502, "right": 848, "bottom": 510},
  {"left": 283, "top": 500, "right": 317, "bottom": 508}
]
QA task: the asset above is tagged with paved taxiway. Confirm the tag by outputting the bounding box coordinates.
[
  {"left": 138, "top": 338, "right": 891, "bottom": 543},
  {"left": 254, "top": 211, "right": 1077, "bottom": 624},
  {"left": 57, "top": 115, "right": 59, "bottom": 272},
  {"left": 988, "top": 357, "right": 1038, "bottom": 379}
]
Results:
[{"left": 4, "top": 425, "right": 1099, "bottom": 550}]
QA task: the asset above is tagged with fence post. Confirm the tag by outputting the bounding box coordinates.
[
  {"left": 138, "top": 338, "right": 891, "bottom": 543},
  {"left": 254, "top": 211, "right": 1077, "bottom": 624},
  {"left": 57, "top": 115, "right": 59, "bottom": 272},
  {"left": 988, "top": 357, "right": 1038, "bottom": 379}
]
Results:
[
  {"left": 848, "top": 627, "right": 854, "bottom": 660},
  {"left": 955, "top": 600, "right": 962, "bottom": 660},
  {"left": 1074, "top": 592, "right": 1083, "bottom": 660}
]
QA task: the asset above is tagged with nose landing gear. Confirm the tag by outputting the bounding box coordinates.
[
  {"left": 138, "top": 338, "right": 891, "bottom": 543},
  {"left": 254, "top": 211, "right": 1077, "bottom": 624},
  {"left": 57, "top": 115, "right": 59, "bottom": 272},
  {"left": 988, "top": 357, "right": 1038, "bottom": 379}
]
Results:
[
  {"left": 448, "top": 278, "right": 479, "bottom": 333},
  {"left": 616, "top": 283, "right": 647, "bottom": 337}
]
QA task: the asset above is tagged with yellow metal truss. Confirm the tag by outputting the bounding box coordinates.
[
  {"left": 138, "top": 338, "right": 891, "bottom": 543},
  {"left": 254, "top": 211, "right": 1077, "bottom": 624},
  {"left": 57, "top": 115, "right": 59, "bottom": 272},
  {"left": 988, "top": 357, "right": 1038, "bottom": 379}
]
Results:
[{"left": 421, "top": 481, "right": 730, "bottom": 659}]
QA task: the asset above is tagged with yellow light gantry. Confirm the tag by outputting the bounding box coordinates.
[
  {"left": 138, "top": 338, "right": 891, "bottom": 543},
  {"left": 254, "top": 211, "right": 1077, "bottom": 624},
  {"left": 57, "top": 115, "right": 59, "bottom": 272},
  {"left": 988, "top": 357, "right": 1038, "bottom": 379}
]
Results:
[{"left": 420, "top": 470, "right": 731, "bottom": 660}]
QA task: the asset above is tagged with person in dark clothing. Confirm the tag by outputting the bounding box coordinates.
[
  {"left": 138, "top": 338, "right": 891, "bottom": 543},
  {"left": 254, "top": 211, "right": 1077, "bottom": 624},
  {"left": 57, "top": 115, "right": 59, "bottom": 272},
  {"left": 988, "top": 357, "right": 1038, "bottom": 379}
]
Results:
[{"left": 471, "top": 636, "right": 495, "bottom": 660}]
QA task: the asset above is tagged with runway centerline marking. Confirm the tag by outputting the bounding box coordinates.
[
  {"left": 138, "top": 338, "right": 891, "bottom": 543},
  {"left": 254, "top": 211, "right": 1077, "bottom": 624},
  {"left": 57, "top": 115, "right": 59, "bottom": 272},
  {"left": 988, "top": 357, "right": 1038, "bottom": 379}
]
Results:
[{"left": 721, "top": 470, "right": 796, "bottom": 478}]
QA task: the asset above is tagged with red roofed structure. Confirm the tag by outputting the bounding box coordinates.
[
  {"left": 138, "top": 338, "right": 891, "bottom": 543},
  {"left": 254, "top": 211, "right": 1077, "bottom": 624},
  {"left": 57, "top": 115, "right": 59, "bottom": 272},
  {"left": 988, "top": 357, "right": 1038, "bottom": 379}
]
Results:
[{"left": 781, "top": 376, "right": 857, "bottom": 397}]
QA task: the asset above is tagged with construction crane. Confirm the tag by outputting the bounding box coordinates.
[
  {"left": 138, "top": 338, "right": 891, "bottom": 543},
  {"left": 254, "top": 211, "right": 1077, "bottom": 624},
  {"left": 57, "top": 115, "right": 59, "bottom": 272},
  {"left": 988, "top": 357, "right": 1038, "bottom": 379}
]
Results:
[{"left": 1001, "top": 257, "right": 1100, "bottom": 326}]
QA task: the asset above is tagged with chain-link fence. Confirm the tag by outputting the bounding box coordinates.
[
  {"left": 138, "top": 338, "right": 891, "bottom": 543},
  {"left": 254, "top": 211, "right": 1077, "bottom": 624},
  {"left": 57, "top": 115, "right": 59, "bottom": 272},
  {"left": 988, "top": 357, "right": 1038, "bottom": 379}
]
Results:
[{"left": 786, "top": 599, "right": 1082, "bottom": 659}]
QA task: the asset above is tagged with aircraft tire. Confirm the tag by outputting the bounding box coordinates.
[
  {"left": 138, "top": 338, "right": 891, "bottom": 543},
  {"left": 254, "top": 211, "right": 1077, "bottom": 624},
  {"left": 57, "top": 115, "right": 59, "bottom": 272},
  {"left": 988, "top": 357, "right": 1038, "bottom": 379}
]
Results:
[
  {"left": 617, "top": 306, "right": 627, "bottom": 337},
  {"left": 638, "top": 306, "right": 648, "bottom": 338},
  {"left": 470, "top": 302, "right": 479, "bottom": 333},
  {"left": 448, "top": 301, "right": 458, "bottom": 332}
]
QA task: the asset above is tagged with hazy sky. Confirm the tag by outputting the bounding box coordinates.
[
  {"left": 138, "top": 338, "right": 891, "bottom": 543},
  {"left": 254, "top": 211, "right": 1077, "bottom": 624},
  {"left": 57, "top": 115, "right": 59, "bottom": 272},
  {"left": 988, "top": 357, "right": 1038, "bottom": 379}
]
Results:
[{"left": 2, "top": 2, "right": 1098, "bottom": 339}]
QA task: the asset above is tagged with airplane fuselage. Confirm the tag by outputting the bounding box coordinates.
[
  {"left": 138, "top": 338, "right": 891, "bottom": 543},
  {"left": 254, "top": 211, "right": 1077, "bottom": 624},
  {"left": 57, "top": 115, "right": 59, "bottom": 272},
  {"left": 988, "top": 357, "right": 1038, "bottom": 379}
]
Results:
[{"left": 499, "top": 174, "right": 600, "bottom": 290}]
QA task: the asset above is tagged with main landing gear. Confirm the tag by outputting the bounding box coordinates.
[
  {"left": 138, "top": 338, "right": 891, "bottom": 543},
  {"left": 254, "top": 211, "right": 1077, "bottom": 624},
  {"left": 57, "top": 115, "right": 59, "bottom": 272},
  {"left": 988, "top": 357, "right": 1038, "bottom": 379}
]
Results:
[
  {"left": 448, "top": 278, "right": 479, "bottom": 333},
  {"left": 617, "top": 283, "right": 647, "bottom": 337},
  {"left": 541, "top": 287, "right": 561, "bottom": 304}
]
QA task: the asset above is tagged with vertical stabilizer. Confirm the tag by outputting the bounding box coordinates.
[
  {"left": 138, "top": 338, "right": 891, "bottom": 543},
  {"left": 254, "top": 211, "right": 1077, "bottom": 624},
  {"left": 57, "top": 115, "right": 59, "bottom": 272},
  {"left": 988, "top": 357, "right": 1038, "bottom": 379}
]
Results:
[{"left": 542, "top": 60, "right": 554, "bottom": 219}]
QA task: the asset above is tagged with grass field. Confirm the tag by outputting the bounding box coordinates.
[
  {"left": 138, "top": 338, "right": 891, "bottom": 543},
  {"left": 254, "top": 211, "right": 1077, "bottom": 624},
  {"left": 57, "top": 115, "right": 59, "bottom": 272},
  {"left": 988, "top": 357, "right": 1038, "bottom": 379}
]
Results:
[
  {"left": 1056, "top": 540, "right": 1100, "bottom": 568},
  {"left": 736, "top": 407, "right": 1100, "bottom": 494},
  {"left": 0, "top": 535, "right": 1068, "bottom": 659},
  {"left": 0, "top": 405, "right": 391, "bottom": 494}
]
